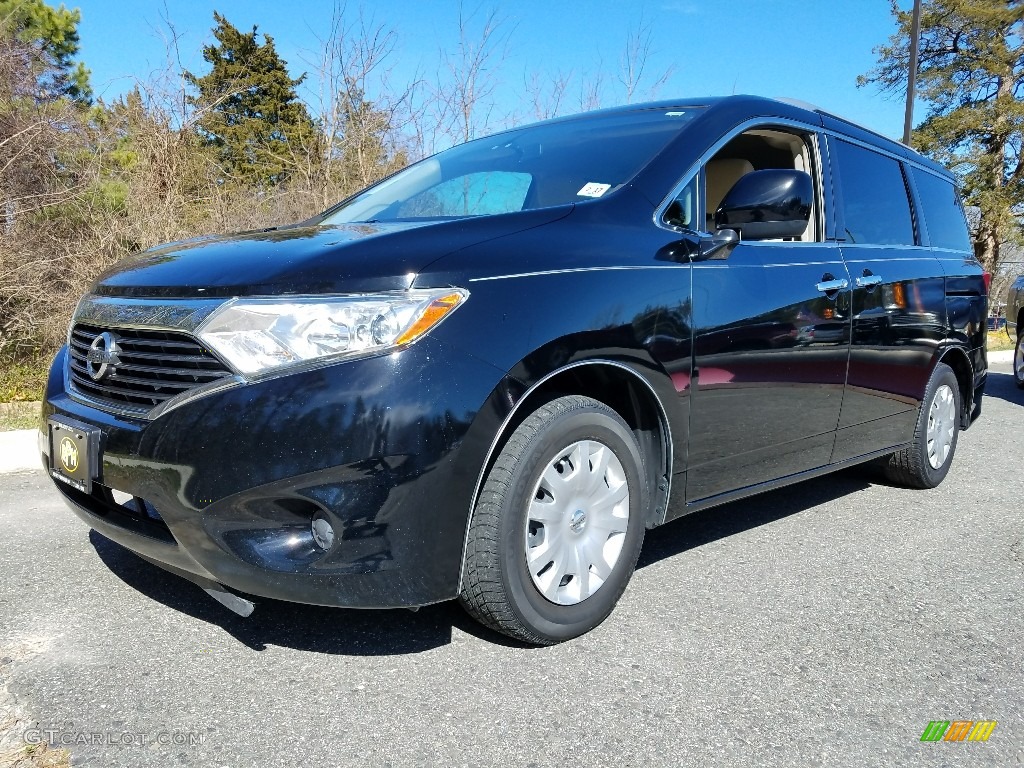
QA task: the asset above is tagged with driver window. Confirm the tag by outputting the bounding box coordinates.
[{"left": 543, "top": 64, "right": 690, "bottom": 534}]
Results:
[{"left": 702, "top": 128, "right": 819, "bottom": 242}]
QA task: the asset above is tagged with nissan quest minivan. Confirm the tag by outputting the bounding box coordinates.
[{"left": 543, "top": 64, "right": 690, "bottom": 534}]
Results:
[{"left": 41, "top": 96, "right": 988, "bottom": 644}]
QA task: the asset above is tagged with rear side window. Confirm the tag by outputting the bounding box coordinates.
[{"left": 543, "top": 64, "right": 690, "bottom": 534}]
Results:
[
  {"left": 832, "top": 139, "right": 915, "bottom": 246},
  {"left": 910, "top": 168, "right": 972, "bottom": 252}
]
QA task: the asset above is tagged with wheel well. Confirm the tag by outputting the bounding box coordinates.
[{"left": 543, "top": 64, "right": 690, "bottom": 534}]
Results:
[
  {"left": 486, "top": 363, "right": 671, "bottom": 528},
  {"left": 938, "top": 347, "right": 973, "bottom": 429}
]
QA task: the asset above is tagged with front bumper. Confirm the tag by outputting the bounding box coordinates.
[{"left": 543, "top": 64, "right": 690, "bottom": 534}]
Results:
[{"left": 43, "top": 338, "right": 512, "bottom": 608}]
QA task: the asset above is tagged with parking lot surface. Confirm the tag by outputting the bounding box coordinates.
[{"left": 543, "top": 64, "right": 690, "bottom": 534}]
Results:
[{"left": 1, "top": 364, "right": 1020, "bottom": 767}]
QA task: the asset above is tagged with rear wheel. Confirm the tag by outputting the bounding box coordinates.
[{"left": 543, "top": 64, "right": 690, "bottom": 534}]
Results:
[
  {"left": 1015, "top": 329, "right": 1024, "bottom": 389},
  {"left": 882, "top": 362, "right": 961, "bottom": 489},
  {"left": 459, "top": 395, "right": 646, "bottom": 645}
]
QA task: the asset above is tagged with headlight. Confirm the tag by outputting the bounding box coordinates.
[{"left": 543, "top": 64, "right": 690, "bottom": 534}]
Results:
[{"left": 196, "top": 289, "right": 467, "bottom": 377}]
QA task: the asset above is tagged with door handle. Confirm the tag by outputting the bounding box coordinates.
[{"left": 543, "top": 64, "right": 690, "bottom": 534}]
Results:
[
  {"left": 856, "top": 274, "right": 883, "bottom": 288},
  {"left": 816, "top": 278, "right": 849, "bottom": 293}
]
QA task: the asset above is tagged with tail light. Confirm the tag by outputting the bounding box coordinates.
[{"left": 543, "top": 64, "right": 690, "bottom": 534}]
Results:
[{"left": 982, "top": 271, "right": 991, "bottom": 294}]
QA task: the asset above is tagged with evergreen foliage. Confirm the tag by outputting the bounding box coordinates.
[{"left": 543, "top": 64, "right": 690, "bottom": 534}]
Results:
[
  {"left": 0, "top": 0, "right": 91, "bottom": 100},
  {"left": 861, "top": 0, "right": 1024, "bottom": 272},
  {"left": 185, "top": 12, "right": 316, "bottom": 187}
]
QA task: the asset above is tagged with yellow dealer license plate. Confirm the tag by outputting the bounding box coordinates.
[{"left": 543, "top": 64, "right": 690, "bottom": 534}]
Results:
[{"left": 48, "top": 417, "right": 101, "bottom": 494}]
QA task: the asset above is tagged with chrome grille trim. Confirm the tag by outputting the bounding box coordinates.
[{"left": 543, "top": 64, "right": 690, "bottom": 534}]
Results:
[
  {"left": 73, "top": 295, "right": 227, "bottom": 334},
  {"left": 66, "top": 323, "right": 238, "bottom": 419}
]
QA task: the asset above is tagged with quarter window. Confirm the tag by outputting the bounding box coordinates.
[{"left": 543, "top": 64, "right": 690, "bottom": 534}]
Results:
[
  {"left": 910, "top": 167, "right": 973, "bottom": 252},
  {"left": 833, "top": 140, "right": 915, "bottom": 246},
  {"left": 664, "top": 175, "right": 698, "bottom": 230}
]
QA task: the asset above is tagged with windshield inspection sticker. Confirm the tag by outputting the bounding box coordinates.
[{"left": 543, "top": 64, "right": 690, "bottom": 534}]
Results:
[{"left": 577, "top": 182, "right": 612, "bottom": 198}]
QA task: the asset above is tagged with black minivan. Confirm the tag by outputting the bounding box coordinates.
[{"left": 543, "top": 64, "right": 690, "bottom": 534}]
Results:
[{"left": 41, "top": 96, "right": 988, "bottom": 644}]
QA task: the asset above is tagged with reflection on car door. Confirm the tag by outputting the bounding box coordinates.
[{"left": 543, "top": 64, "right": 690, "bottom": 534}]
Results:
[
  {"left": 684, "top": 128, "right": 851, "bottom": 502},
  {"left": 686, "top": 241, "right": 850, "bottom": 501},
  {"left": 827, "top": 136, "right": 947, "bottom": 462}
]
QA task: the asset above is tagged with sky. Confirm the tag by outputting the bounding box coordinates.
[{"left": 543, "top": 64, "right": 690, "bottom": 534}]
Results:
[{"left": 74, "top": 0, "right": 917, "bottom": 142}]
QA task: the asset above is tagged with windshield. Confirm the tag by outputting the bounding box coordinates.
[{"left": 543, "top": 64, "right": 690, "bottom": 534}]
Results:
[{"left": 319, "top": 108, "right": 703, "bottom": 224}]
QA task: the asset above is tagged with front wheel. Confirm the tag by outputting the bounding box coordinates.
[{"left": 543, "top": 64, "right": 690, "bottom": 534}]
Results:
[
  {"left": 882, "top": 362, "right": 961, "bottom": 489},
  {"left": 459, "top": 395, "right": 647, "bottom": 645}
]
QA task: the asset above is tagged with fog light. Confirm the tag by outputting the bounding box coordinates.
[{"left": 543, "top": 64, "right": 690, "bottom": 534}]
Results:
[{"left": 311, "top": 514, "right": 336, "bottom": 550}]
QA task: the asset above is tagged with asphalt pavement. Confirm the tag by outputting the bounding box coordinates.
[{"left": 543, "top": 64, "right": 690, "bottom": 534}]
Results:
[{"left": 1, "top": 362, "right": 1021, "bottom": 767}]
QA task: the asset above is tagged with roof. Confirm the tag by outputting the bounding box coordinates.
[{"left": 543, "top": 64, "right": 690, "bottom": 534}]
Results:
[{"left": 599, "top": 94, "right": 953, "bottom": 180}]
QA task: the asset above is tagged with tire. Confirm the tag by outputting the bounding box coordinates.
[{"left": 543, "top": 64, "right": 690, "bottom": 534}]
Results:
[
  {"left": 1015, "top": 329, "right": 1024, "bottom": 389},
  {"left": 882, "top": 362, "right": 961, "bottom": 489},
  {"left": 459, "top": 395, "right": 647, "bottom": 645}
]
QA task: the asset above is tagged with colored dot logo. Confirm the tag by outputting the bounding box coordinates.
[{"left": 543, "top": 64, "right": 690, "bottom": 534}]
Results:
[
  {"left": 59, "top": 436, "right": 79, "bottom": 473},
  {"left": 920, "top": 720, "right": 997, "bottom": 742}
]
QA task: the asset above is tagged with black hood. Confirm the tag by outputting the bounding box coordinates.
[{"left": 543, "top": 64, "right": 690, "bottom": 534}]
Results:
[{"left": 91, "top": 208, "right": 571, "bottom": 298}]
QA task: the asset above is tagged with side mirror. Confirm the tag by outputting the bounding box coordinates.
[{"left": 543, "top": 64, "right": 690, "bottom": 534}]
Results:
[
  {"left": 654, "top": 231, "right": 736, "bottom": 263},
  {"left": 697, "top": 228, "right": 739, "bottom": 261},
  {"left": 714, "top": 169, "right": 812, "bottom": 240}
]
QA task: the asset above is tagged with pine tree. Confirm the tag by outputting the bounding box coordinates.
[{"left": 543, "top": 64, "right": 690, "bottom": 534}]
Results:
[
  {"left": 185, "top": 12, "right": 315, "bottom": 187},
  {"left": 860, "top": 0, "right": 1023, "bottom": 273},
  {"left": 0, "top": 0, "right": 91, "bottom": 101},
  {"left": 1, "top": 0, "right": 91, "bottom": 238}
]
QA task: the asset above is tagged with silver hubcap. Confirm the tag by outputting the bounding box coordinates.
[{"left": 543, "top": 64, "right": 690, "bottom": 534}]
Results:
[
  {"left": 926, "top": 384, "right": 956, "bottom": 470},
  {"left": 1016, "top": 335, "right": 1024, "bottom": 382},
  {"left": 525, "top": 440, "right": 629, "bottom": 605}
]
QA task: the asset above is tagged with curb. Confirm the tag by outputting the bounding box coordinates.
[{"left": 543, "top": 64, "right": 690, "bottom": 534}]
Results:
[
  {"left": 988, "top": 350, "right": 1013, "bottom": 364},
  {"left": 0, "top": 430, "right": 40, "bottom": 474}
]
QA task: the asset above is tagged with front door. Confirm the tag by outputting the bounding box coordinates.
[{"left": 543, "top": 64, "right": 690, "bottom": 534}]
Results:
[
  {"left": 681, "top": 126, "right": 850, "bottom": 503},
  {"left": 685, "top": 241, "right": 850, "bottom": 501}
]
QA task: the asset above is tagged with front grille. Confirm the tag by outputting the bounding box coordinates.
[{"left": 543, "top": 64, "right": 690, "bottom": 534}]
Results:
[{"left": 68, "top": 323, "right": 232, "bottom": 411}]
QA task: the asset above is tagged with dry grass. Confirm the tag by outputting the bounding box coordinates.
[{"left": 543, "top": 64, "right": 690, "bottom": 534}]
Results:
[
  {"left": 988, "top": 328, "right": 1015, "bottom": 352},
  {"left": 0, "top": 742, "right": 71, "bottom": 768},
  {"left": 0, "top": 358, "right": 48, "bottom": 404},
  {"left": 0, "top": 402, "right": 38, "bottom": 432}
]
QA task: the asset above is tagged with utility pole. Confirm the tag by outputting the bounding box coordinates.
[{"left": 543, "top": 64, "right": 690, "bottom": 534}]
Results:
[{"left": 902, "top": 0, "right": 922, "bottom": 145}]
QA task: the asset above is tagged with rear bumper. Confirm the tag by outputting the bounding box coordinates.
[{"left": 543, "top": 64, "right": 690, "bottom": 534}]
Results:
[{"left": 42, "top": 338, "right": 512, "bottom": 608}]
